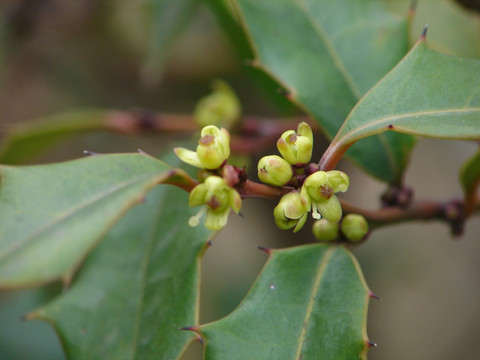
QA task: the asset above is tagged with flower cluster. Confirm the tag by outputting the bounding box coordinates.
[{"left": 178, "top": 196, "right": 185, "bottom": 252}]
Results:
[
  {"left": 257, "top": 122, "right": 351, "bottom": 234},
  {"left": 257, "top": 122, "right": 313, "bottom": 187},
  {"left": 175, "top": 125, "right": 241, "bottom": 231},
  {"left": 175, "top": 119, "right": 365, "bottom": 240}
]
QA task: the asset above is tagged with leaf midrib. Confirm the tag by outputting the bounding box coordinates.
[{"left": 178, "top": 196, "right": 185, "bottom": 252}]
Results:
[
  {"left": 340, "top": 107, "right": 480, "bottom": 145},
  {"left": 294, "top": 246, "right": 335, "bottom": 359},
  {"left": 0, "top": 173, "right": 161, "bottom": 262},
  {"left": 296, "top": 0, "right": 362, "bottom": 99},
  {"left": 130, "top": 187, "right": 166, "bottom": 359}
]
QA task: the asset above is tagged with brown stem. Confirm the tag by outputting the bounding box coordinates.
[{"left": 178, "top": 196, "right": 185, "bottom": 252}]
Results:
[
  {"left": 238, "top": 180, "right": 293, "bottom": 199},
  {"left": 104, "top": 111, "right": 199, "bottom": 133},
  {"left": 103, "top": 110, "right": 312, "bottom": 155},
  {"left": 340, "top": 196, "right": 480, "bottom": 236},
  {"left": 318, "top": 140, "right": 350, "bottom": 171},
  {"left": 340, "top": 199, "right": 443, "bottom": 227}
]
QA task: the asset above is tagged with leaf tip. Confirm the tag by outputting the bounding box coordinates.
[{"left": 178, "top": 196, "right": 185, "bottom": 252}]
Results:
[
  {"left": 62, "top": 273, "right": 74, "bottom": 290},
  {"left": 257, "top": 246, "right": 271, "bottom": 255},
  {"left": 21, "top": 312, "right": 34, "bottom": 321},
  {"left": 366, "top": 340, "right": 378, "bottom": 348},
  {"left": 243, "top": 58, "right": 260, "bottom": 68},
  {"left": 387, "top": 124, "right": 394, "bottom": 130},
  {"left": 369, "top": 291, "right": 381, "bottom": 301},
  {"left": 83, "top": 150, "right": 99, "bottom": 156},
  {"left": 420, "top": 24, "right": 428, "bottom": 40},
  {"left": 277, "top": 88, "right": 294, "bottom": 100},
  {"left": 180, "top": 325, "right": 200, "bottom": 333}
]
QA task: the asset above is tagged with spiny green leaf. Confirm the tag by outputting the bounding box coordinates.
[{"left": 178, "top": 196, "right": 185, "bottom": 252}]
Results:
[
  {"left": 460, "top": 148, "right": 480, "bottom": 215},
  {"left": 29, "top": 175, "right": 212, "bottom": 360},
  {"left": 321, "top": 37, "right": 480, "bottom": 171},
  {"left": 235, "top": 0, "right": 415, "bottom": 183},
  {"left": 200, "top": 244, "right": 372, "bottom": 360},
  {"left": 0, "top": 153, "right": 195, "bottom": 288}
]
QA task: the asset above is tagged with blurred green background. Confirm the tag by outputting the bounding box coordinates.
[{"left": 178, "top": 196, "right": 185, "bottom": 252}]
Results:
[{"left": 0, "top": 0, "right": 479, "bottom": 359}]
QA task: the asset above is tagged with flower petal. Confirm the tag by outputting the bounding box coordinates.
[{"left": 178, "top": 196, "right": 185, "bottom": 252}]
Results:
[
  {"left": 293, "top": 213, "right": 308, "bottom": 233},
  {"left": 174, "top": 147, "right": 202, "bottom": 168},
  {"left": 229, "top": 189, "right": 242, "bottom": 214},
  {"left": 205, "top": 208, "right": 230, "bottom": 230},
  {"left": 317, "top": 195, "right": 342, "bottom": 223}
]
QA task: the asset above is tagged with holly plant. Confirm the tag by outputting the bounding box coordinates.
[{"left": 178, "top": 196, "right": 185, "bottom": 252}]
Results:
[{"left": 0, "top": 0, "right": 479, "bottom": 359}]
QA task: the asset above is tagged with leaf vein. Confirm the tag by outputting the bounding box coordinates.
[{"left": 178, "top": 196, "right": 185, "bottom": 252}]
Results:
[
  {"left": 0, "top": 174, "right": 159, "bottom": 262},
  {"left": 295, "top": 246, "right": 335, "bottom": 359}
]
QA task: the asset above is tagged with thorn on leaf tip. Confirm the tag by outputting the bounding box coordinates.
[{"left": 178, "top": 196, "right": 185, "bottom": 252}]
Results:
[
  {"left": 369, "top": 292, "right": 381, "bottom": 300},
  {"left": 367, "top": 340, "right": 378, "bottom": 348},
  {"left": 257, "top": 246, "right": 271, "bottom": 254},
  {"left": 180, "top": 325, "right": 199, "bottom": 333},
  {"left": 277, "top": 88, "right": 292, "bottom": 99},
  {"left": 421, "top": 24, "right": 428, "bottom": 39},
  {"left": 243, "top": 59, "right": 259, "bottom": 67}
]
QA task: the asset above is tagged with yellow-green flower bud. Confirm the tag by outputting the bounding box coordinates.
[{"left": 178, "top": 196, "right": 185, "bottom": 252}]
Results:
[
  {"left": 174, "top": 125, "right": 230, "bottom": 170},
  {"left": 301, "top": 171, "right": 333, "bottom": 203},
  {"left": 188, "top": 175, "right": 241, "bottom": 231},
  {"left": 257, "top": 155, "right": 292, "bottom": 186},
  {"left": 312, "top": 219, "right": 339, "bottom": 242},
  {"left": 194, "top": 80, "right": 241, "bottom": 128},
  {"left": 276, "top": 122, "right": 313, "bottom": 165},
  {"left": 273, "top": 191, "right": 308, "bottom": 232},
  {"left": 326, "top": 170, "right": 349, "bottom": 193},
  {"left": 341, "top": 214, "right": 369, "bottom": 242}
]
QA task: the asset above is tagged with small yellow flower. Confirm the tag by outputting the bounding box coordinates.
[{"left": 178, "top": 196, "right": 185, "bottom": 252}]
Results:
[
  {"left": 276, "top": 122, "right": 313, "bottom": 165},
  {"left": 273, "top": 191, "right": 308, "bottom": 232},
  {"left": 300, "top": 170, "right": 349, "bottom": 222},
  {"left": 174, "top": 125, "right": 230, "bottom": 170},
  {"left": 188, "top": 176, "right": 241, "bottom": 231},
  {"left": 194, "top": 80, "right": 241, "bottom": 128}
]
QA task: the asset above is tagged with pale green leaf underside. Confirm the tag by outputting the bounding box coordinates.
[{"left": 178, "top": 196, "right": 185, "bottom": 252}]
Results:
[
  {"left": 200, "top": 244, "right": 371, "bottom": 360},
  {"left": 332, "top": 40, "right": 480, "bottom": 151},
  {"left": 32, "top": 163, "right": 212, "bottom": 360},
  {"left": 0, "top": 153, "right": 189, "bottom": 288},
  {"left": 235, "top": 0, "right": 415, "bottom": 183}
]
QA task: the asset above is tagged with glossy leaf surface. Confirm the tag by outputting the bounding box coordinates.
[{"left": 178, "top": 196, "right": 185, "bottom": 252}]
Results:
[
  {"left": 321, "top": 38, "right": 480, "bottom": 171},
  {"left": 0, "top": 153, "right": 195, "bottom": 288},
  {"left": 200, "top": 244, "right": 371, "bottom": 360},
  {"left": 31, "top": 173, "right": 212, "bottom": 359},
  {"left": 235, "top": 0, "right": 414, "bottom": 183}
]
